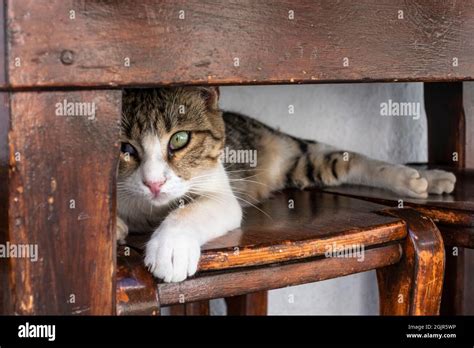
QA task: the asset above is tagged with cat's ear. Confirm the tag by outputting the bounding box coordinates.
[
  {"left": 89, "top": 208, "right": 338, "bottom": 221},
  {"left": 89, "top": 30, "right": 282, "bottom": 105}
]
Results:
[{"left": 197, "top": 86, "right": 220, "bottom": 110}]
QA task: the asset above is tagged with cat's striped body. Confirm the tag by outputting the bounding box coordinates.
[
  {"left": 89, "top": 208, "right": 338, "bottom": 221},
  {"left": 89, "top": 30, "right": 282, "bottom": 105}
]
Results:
[{"left": 118, "top": 87, "right": 455, "bottom": 282}]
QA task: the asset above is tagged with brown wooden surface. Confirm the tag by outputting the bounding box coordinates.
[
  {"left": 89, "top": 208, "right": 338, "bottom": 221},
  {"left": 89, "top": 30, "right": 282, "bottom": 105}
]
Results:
[
  {"left": 425, "top": 83, "right": 466, "bottom": 168},
  {"left": 440, "top": 246, "right": 465, "bottom": 315},
  {"left": 0, "top": 90, "right": 121, "bottom": 314},
  {"left": 158, "top": 244, "right": 402, "bottom": 306},
  {"left": 116, "top": 247, "right": 160, "bottom": 316},
  {"left": 377, "top": 209, "right": 444, "bottom": 315},
  {"left": 226, "top": 291, "right": 268, "bottom": 316},
  {"left": 323, "top": 165, "right": 474, "bottom": 227},
  {"left": 169, "top": 301, "right": 210, "bottom": 316},
  {"left": 465, "top": 82, "right": 474, "bottom": 169},
  {"left": 0, "top": 0, "right": 6, "bottom": 87},
  {"left": 423, "top": 81, "right": 474, "bottom": 315},
  {"left": 126, "top": 190, "right": 406, "bottom": 271},
  {"left": 4, "top": 0, "right": 474, "bottom": 89},
  {"left": 0, "top": 93, "right": 10, "bottom": 314}
]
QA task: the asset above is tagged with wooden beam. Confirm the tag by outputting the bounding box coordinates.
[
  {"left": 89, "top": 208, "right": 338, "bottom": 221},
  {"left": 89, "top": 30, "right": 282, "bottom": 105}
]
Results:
[
  {"left": 0, "top": 90, "right": 121, "bottom": 314},
  {"left": 4, "top": 0, "right": 474, "bottom": 89}
]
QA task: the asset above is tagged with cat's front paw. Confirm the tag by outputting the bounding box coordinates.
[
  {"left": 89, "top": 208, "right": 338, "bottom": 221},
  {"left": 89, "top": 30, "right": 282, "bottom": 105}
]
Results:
[
  {"left": 145, "top": 228, "right": 201, "bottom": 283},
  {"left": 116, "top": 217, "right": 129, "bottom": 245}
]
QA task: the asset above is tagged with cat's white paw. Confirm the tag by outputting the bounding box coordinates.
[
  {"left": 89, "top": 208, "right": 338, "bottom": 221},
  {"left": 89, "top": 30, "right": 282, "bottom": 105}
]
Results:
[
  {"left": 116, "top": 217, "right": 129, "bottom": 245},
  {"left": 145, "top": 228, "right": 201, "bottom": 283},
  {"left": 420, "top": 169, "right": 456, "bottom": 194},
  {"left": 391, "top": 167, "right": 429, "bottom": 199}
]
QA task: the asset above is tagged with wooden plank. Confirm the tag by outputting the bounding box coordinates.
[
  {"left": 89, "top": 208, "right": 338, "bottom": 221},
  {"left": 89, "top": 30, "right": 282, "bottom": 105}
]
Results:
[
  {"left": 0, "top": 93, "right": 10, "bottom": 314},
  {"left": 0, "top": 0, "right": 6, "bottom": 87},
  {"left": 126, "top": 190, "right": 407, "bottom": 271},
  {"left": 5, "top": 0, "right": 474, "bottom": 89},
  {"left": 377, "top": 209, "right": 444, "bottom": 315},
  {"left": 1, "top": 90, "right": 121, "bottom": 314},
  {"left": 465, "top": 82, "right": 474, "bottom": 169},
  {"left": 157, "top": 244, "right": 402, "bottom": 306}
]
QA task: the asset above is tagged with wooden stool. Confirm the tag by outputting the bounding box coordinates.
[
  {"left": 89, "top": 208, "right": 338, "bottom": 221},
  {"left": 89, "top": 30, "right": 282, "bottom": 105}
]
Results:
[
  {"left": 324, "top": 166, "right": 474, "bottom": 315},
  {"left": 117, "top": 191, "right": 445, "bottom": 315}
]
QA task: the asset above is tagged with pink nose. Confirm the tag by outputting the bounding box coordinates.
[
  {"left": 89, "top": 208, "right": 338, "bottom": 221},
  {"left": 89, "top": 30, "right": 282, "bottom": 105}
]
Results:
[{"left": 144, "top": 180, "right": 165, "bottom": 196}]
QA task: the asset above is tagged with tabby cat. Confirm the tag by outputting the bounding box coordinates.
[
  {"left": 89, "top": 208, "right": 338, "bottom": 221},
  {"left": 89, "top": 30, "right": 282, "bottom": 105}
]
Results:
[{"left": 118, "top": 87, "right": 455, "bottom": 283}]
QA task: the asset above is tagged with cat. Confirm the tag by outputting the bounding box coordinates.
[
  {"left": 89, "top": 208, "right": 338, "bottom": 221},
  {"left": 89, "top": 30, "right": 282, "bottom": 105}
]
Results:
[{"left": 118, "top": 87, "right": 456, "bottom": 283}]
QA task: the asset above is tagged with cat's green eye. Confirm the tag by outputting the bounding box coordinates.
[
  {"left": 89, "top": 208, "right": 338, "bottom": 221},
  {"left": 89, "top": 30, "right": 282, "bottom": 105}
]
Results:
[{"left": 169, "top": 131, "right": 190, "bottom": 151}]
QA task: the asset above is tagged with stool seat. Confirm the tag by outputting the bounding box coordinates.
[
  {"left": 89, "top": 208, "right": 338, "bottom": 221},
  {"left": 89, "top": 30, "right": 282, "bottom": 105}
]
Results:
[{"left": 117, "top": 190, "right": 443, "bottom": 315}]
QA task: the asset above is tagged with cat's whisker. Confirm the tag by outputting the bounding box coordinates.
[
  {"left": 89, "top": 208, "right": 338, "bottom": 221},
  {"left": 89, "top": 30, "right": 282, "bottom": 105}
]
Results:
[{"left": 188, "top": 189, "right": 272, "bottom": 220}]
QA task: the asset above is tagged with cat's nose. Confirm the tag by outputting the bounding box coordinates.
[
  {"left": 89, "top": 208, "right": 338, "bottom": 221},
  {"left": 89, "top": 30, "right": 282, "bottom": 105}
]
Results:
[{"left": 144, "top": 180, "right": 166, "bottom": 196}]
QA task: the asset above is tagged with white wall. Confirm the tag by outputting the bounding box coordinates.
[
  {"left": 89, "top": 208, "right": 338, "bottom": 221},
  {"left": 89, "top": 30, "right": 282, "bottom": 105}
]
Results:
[{"left": 217, "top": 83, "right": 427, "bottom": 315}]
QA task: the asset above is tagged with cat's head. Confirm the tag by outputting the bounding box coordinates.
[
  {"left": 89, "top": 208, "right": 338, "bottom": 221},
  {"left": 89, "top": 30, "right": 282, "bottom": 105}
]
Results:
[{"left": 119, "top": 87, "right": 224, "bottom": 207}]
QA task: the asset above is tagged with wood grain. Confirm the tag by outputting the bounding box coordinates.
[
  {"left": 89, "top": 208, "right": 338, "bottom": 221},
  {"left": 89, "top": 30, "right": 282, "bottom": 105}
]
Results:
[
  {"left": 126, "top": 190, "right": 407, "bottom": 271},
  {"left": 116, "top": 246, "right": 160, "bottom": 316},
  {"left": 5, "top": 0, "right": 474, "bottom": 89},
  {"left": 158, "top": 244, "right": 402, "bottom": 306},
  {"left": 1, "top": 90, "right": 121, "bottom": 314},
  {"left": 377, "top": 209, "right": 444, "bottom": 315},
  {"left": 0, "top": 93, "right": 10, "bottom": 314}
]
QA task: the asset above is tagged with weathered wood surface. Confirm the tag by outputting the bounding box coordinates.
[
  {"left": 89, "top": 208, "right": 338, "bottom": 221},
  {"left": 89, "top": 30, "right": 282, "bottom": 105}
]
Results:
[
  {"left": 0, "top": 93, "right": 10, "bottom": 314},
  {"left": 158, "top": 244, "right": 402, "bottom": 306},
  {"left": 116, "top": 247, "right": 160, "bottom": 316},
  {"left": 4, "top": 0, "right": 474, "bottom": 89},
  {"left": 0, "top": 90, "right": 121, "bottom": 314},
  {"left": 377, "top": 209, "right": 444, "bottom": 315},
  {"left": 126, "top": 190, "right": 406, "bottom": 271}
]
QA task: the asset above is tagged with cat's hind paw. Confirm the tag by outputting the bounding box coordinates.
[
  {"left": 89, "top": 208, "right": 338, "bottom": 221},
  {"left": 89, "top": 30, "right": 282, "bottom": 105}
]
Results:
[
  {"left": 420, "top": 169, "right": 456, "bottom": 195},
  {"left": 391, "top": 167, "right": 429, "bottom": 199},
  {"left": 145, "top": 229, "right": 200, "bottom": 283}
]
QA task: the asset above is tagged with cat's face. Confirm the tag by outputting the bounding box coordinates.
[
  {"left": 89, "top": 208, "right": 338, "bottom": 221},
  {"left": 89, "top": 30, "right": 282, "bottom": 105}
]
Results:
[{"left": 119, "top": 87, "right": 225, "bottom": 207}]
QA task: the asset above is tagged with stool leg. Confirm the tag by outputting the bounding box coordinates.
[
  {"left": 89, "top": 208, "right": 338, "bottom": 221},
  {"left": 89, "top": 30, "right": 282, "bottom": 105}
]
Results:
[
  {"left": 225, "top": 291, "right": 268, "bottom": 316},
  {"left": 377, "top": 209, "right": 445, "bottom": 315}
]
